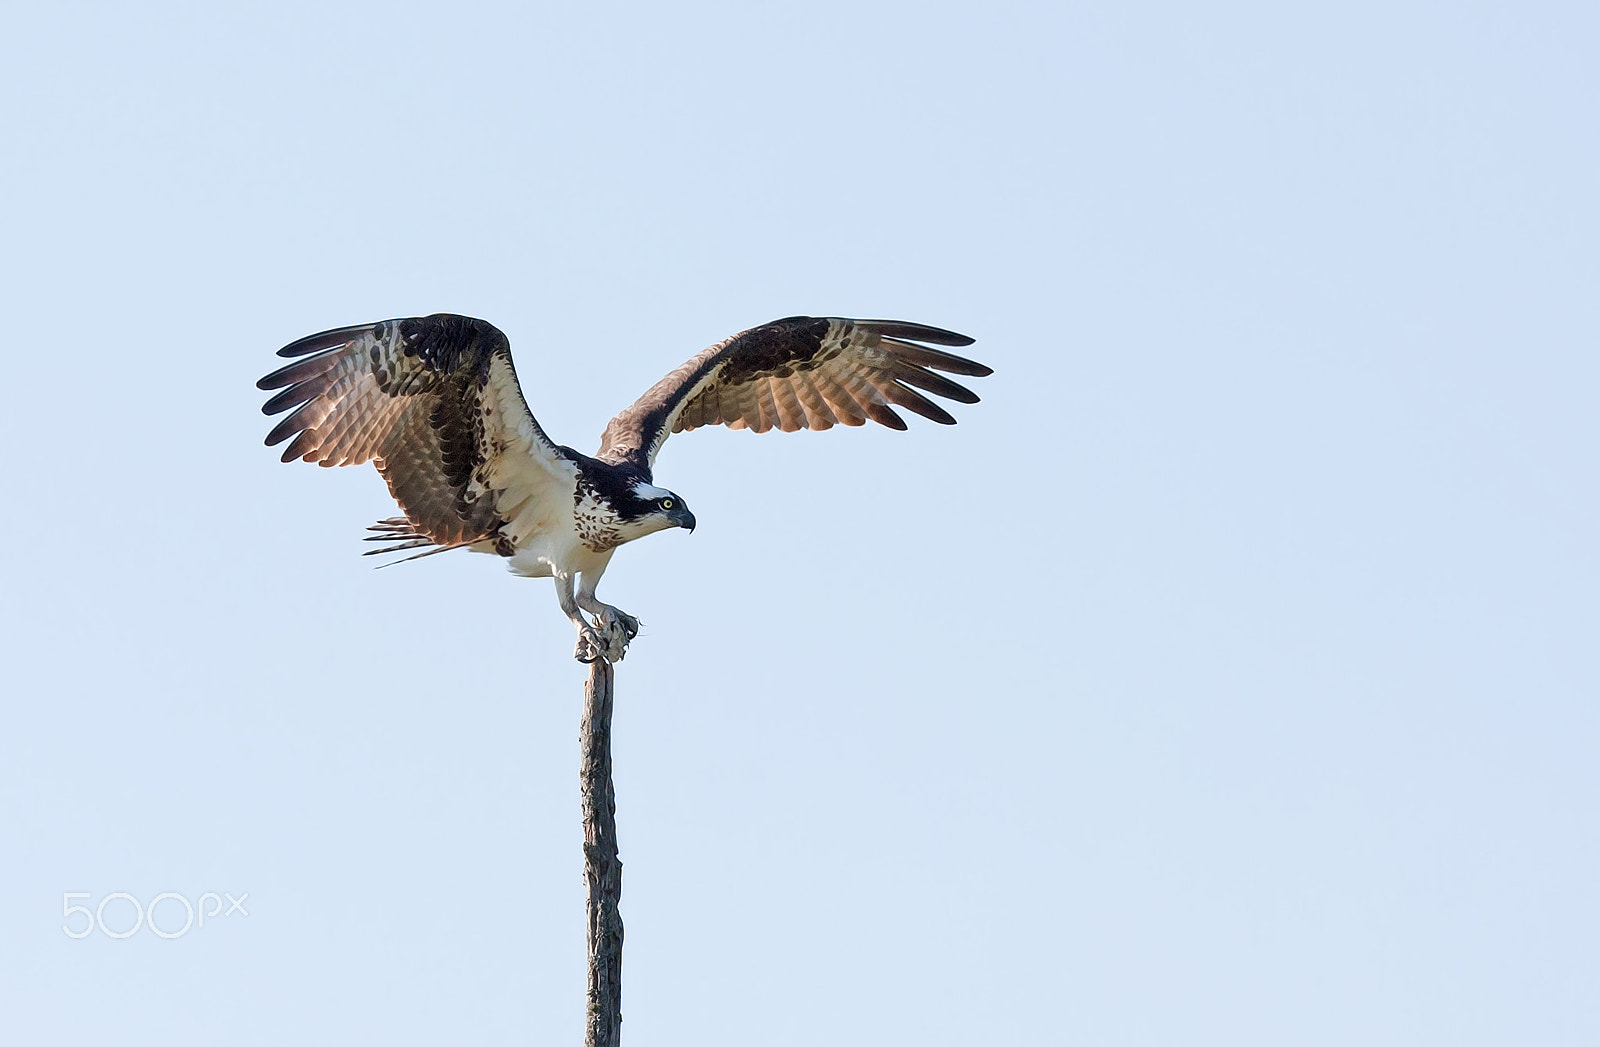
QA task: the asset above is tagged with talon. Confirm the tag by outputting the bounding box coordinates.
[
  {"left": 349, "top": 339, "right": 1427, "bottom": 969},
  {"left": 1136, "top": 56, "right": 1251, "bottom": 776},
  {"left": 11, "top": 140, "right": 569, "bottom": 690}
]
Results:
[
  {"left": 581, "top": 607, "right": 638, "bottom": 663},
  {"left": 573, "top": 625, "right": 606, "bottom": 663},
  {"left": 602, "top": 608, "right": 640, "bottom": 640}
]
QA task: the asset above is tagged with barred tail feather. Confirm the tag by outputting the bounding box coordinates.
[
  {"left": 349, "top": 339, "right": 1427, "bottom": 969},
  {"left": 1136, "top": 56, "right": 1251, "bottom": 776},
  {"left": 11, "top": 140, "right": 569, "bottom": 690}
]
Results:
[{"left": 362, "top": 516, "right": 470, "bottom": 565}]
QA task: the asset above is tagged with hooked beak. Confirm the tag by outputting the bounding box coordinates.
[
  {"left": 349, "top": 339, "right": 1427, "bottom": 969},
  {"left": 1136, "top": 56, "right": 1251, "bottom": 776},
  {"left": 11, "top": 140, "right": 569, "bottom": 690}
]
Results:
[{"left": 669, "top": 506, "right": 696, "bottom": 532}]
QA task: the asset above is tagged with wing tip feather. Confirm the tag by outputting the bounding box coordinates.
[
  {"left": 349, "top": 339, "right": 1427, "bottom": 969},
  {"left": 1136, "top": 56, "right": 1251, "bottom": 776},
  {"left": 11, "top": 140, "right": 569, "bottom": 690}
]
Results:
[
  {"left": 855, "top": 319, "right": 977, "bottom": 348},
  {"left": 276, "top": 325, "right": 367, "bottom": 359},
  {"left": 864, "top": 402, "right": 909, "bottom": 431}
]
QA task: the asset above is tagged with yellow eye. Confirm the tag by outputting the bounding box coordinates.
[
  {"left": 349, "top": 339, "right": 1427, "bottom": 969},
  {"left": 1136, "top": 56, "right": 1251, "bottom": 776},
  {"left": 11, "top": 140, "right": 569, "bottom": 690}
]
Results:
[{"left": 662, "top": 498, "right": 675, "bottom": 509}]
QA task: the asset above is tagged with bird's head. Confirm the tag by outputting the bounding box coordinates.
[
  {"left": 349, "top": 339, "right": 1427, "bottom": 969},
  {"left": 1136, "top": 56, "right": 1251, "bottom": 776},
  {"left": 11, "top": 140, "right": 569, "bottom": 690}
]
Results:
[{"left": 624, "top": 481, "right": 696, "bottom": 536}]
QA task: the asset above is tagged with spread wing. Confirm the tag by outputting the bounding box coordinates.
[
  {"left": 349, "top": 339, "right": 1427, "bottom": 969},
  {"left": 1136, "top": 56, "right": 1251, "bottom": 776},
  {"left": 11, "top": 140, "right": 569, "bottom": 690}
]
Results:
[
  {"left": 258, "top": 314, "right": 579, "bottom": 556},
  {"left": 595, "top": 316, "right": 990, "bottom": 471}
]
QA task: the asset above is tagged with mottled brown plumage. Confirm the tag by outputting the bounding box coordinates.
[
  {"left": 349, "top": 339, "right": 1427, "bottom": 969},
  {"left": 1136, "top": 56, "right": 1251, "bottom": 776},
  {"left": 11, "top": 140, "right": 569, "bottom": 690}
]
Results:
[
  {"left": 259, "top": 315, "right": 572, "bottom": 555},
  {"left": 596, "top": 316, "right": 988, "bottom": 469}
]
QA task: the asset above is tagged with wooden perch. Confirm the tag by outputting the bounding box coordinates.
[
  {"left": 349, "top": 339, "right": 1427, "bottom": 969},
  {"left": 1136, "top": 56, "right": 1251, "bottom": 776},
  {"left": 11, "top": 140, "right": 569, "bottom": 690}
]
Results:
[{"left": 581, "top": 657, "right": 623, "bottom": 1046}]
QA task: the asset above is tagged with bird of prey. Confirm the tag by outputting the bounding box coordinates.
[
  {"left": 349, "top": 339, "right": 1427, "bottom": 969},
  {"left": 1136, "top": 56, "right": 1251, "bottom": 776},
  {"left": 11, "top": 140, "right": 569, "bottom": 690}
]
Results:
[{"left": 258, "top": 313, "right": 990, "bottom": 662}]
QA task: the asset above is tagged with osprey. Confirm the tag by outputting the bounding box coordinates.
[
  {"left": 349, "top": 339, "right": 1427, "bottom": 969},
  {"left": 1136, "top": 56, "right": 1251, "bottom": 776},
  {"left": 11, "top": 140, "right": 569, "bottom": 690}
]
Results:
[{"left": 259, "top": 313, "right": 989, "bottom": 662}]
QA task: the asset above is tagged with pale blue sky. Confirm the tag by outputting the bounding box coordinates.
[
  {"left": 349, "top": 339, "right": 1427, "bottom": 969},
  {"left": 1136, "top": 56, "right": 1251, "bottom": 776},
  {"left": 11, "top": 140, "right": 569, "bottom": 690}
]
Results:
[{"left": 2, "top": 2, "right": 1596, "bottom": 1044}]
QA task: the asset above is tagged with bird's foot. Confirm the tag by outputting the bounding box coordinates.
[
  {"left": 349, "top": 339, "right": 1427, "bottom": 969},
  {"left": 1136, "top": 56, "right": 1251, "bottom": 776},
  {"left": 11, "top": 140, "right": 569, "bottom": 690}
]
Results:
[
  {"left": 597, "top": 607, "right": 639, "bottom": 662},
  {"left": 573, "top": 627, "right": 603, "bottom": 664},
  {"left": 572, "top": 608, "right": 640, "bottom": 664}
]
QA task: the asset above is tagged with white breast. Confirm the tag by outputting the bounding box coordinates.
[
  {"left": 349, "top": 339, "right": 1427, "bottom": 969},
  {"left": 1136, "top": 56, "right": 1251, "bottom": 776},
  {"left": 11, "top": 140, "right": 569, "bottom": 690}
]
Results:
[{"left": 503, "top": 495, "right": 616, "bottom": 579}]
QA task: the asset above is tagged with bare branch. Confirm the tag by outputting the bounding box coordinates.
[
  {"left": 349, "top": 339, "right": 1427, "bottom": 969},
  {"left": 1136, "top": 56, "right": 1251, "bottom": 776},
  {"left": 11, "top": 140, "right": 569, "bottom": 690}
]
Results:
[{"left": 581, "top": 658, "right": 623, "bottom": 1046}]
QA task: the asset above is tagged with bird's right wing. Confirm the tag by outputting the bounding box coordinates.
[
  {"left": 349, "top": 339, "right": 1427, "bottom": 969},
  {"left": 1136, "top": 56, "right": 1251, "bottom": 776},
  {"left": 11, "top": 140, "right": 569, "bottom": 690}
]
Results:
[{"left": 258, "top": 314, "right": 579, "bottom": 555}]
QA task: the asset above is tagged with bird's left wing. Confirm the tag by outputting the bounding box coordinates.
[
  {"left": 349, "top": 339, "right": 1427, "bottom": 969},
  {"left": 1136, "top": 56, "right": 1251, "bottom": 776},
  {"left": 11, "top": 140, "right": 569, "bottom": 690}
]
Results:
[
  {"left": 258, "top": 314, "right": 579, "bottom": 555},
  {"left": 595, "top": 316, "right": 990, "bottom": 471}
]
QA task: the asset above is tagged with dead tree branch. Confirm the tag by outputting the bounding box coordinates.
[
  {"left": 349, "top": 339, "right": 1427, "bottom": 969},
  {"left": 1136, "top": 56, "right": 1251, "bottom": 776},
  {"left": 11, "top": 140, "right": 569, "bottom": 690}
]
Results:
[{"left": 580, "top": 657, "right": 623, "bottom": 1046}]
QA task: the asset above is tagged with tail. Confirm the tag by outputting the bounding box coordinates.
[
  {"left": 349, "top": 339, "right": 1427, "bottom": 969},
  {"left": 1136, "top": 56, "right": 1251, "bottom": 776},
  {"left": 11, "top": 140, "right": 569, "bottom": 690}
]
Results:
[{"left": 362, "top": 517, "right": 471, "bottom": 567}]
